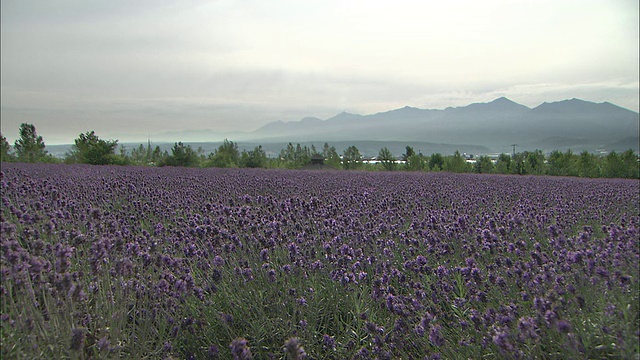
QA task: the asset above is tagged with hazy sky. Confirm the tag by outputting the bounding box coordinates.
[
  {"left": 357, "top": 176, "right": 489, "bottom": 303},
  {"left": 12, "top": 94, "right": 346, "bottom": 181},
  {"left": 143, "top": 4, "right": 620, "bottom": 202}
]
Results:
[{"left": 2, "top": 0, "right": 638, "bottom": 144}]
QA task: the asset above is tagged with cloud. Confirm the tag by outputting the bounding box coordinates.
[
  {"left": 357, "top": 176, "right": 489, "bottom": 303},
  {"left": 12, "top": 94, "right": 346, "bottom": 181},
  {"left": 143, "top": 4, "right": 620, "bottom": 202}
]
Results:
[{"left": 1, "top": 0, "right": 638, "bottom": 144}]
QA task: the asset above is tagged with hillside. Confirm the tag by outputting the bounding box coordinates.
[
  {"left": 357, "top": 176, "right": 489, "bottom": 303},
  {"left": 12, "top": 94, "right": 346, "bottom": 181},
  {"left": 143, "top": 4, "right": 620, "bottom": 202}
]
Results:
[{"left": 249, "top": 98, "right": 639, "bottom": 153}]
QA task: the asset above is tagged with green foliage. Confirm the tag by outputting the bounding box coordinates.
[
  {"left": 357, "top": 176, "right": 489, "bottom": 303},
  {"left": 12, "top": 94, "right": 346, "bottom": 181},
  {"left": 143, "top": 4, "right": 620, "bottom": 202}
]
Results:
[
  {"left": 68, "top": 131, "right": 122, "bottom": 165},
  {"left": 428, "top": 153, "right": 444, "bottom": 171},
  {"left": 322, "top": 143, "right": 342, "bottom": 169},
  {"left": 377, "top": 147, "right": 396, "bottom": 171},
  {"left": 241, "top": 145, "right": 268, "bottom": 168},
  {"left": 406, "top": 154, "right": 426, "bottom": 171},
  {"left": 578, "top": 151, "right": 600, "bottom": 178},
  {"left": 602, "top": 150, "right": 638, "bottom": 179},
  {"left": 162, "top": 142, "right": 200, "bottom": 167},
  {"left": 547, "top": 150, "right": 578, "bottom": 176},
  {"left": 620, "top": 149, "right": 640, "bottom": 179},
  {"left": 443, "top": 151, "right": 468, "bottom": 173},
  {"left": 524, "top": 150, "right": 546, "bottom": 175},
  {"left": 129, "top": 143, "right": 152, "bottom": 166},
  {"left": 402, "top": 146, "right": 415, "bottom": 162},
  {"left": 495, "top": 153, "right": 511, "bottom": 174},
  {"left": 474, "top": 155, "right": 494, "bottom": 173},
  {"left": 2, "top": 120, "right": 637, "bottom": 178},
  {"left": 342, "top": 146, "right": 362, "bottom": 170},
  {"left": 206, "top": 139, "right": 240, "bottom": 168},
  {"left": 510, "top": 152, "right": 526, "bottom": 175},
  {"left": 1, "top": 133, "right": 15, "bottom": 162},
  {"left": 14, "top": 123, "right": 48, "bottom": 163},
  {"left": 279, "top": 143, "right": 313, "bottom": 169}
]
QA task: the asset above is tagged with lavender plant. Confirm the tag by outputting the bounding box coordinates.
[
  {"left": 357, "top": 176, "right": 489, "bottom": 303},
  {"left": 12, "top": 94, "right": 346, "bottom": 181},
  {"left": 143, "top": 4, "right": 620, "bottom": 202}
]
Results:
[{"left": 1, "top": 163, "right": 638, "bottom": 358}]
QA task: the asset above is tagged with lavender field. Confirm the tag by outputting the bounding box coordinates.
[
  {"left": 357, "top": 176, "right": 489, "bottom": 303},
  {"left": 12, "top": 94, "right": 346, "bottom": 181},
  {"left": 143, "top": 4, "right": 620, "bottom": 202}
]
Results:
[{"left": 1, "top": 163, "right": 638, "bottom": 359}]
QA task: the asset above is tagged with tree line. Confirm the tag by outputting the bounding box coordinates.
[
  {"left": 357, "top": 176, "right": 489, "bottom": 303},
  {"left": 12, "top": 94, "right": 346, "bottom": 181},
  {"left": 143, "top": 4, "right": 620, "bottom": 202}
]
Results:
[{"left": 1, "top": 123, "right": 638, "bottom": 179}]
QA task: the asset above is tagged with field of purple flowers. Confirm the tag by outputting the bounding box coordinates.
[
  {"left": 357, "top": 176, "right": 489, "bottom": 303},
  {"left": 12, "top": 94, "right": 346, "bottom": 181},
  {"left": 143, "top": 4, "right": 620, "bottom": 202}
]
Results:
[{"left": 1, "top": 163, "right": 638, "bottom": 359}]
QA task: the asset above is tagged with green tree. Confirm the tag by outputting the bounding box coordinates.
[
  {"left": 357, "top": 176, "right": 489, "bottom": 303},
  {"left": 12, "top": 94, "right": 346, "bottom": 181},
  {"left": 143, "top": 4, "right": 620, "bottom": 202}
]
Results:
[
  {"left": 149, "top": 145, "right": 164, "bottom": 165},
  {"left": 546, "top": 150, "right": 564, "bottom": 176},
  {"left": 406, "top": 154, "right": 426, "bottom": 171},
  {"left": 295, "top": 144, "right": 311, "bottom": 166},
  {"left": 162, "top": 142, "right": 199, "bottom": 167},
  {"left": 495, "top": 153, "right": 511, "bottom": 174},
  {"left": 577, "top": 151, "right": 600, "bottom": 178},
  {"left": 402, "top": 146, "right": 415, "bottom": 162},
  {"left": 207, "top": 139, "right": 240, "bottom": 168},
  {"left": 322, "top": 143, "right": 342, "bottom": 168},
  {"left": 1, "top": 133, "right": 15, "bottom": 162},
  {"left": 241, "top": 145, "right": 267, "bottom": 168},
  {"left": 547, "top": 150, "right": 578, "bottom": 176},
  {"left": 428, "top": 153, "right": 444, "bottom": 171},
  {"left": 510, "top": 152, "right": 526, "bottom": 175},
  {"left": 342, "top": 146, "right": 363, "bottom": 170},
  {"left": 130, "top": 144, "right": 150, "bottom": 166},
  {"left": 279, "top": 143, "right": 313, "bottom": 168},
  {"left": 443, "top": 151, "right": 468, "bottom": 173},
  {"left": 524, "top": 150, "right": 546, "bottom": 175},
  {"left": 474, "top": 156, "right": 495, "bottom": 173},
  {"left": 620, "top": 149, "right": 639, "bottom": 179},
  {"left": 68, "top": 131, "right": 121, "bottom": 165},
  {"left": 14, "top": 123, "right": 48, "bottom": 163},
  {"left": 378, "top": 147, "right": 396, "bottom": 171}
]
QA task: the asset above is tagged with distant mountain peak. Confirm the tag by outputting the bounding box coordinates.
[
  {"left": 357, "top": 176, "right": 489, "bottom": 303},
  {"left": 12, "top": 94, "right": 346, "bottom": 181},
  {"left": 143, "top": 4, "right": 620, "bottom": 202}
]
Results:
[
  {"left": 247, "top": 97, "right": 636, "bottom": 153},
  {"left": 327, "top": 111, "right": 363, "bottom": 122},
  {"left": 491, "top": 96, "right": 517, "bottom": 104},
  {"left": 448, "top": 97, "right": 530, "bottom": 112}
]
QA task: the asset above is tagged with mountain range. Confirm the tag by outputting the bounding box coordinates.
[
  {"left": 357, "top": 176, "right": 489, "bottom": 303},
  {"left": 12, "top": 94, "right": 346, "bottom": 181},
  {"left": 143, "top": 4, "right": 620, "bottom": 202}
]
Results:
[{"left": 248, "top": 97, "right": 638, "bottom": 153}]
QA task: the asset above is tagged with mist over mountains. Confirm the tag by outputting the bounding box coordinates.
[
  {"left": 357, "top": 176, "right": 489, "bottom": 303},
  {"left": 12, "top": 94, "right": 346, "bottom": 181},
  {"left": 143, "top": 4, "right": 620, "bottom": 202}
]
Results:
[
  {"left": 248, "top": 97, "right": 638, "bottom": 154},
  {"left": 46, "top": 97, "right": 639, "bottom": 158}
]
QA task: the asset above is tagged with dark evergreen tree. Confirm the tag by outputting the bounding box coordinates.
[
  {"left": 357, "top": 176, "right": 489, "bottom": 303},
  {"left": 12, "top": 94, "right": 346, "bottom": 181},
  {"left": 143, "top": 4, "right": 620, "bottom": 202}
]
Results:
[
  {"left": 406, "top": 153, "right": 426, "bottom": 171},
  {"left": 342, "top": 146, "right": 362, "bottom": 170},
  {"left": 162, "top": 142, "right": 199, "bottom": 167},
  {"left": 474, "top": 155, "right": 495, "bottom": 173},
  {"left": 14, "top": 123, "right": 48, "bottom": 163},
  {"left": 402, "top": 146, "right": 415, "bottom": 162},
  {"left": 620, "top": 149, "right": 639, "bottom": 179},
  {"left": 578, "top": 151, "right": 600, "bottom": 178},
  {"left": 378, "top": 147, "right": 396, "bottom": 171},
  {"left": 68, "top": 131, "right": 121, "bottom": 165},
  {"left": 130, "top": 144, "right": 149, "bottom": 166},
  {"left": 208, "top": 139, "right": 240, "bottom": 168},
  {"left": 241, "top": 145, "right": 267, "bottom": 168},
  {"left": 428, "top": 153, "right": 444, "bottom": 171},
  {"left": 1, "top": 133, "right": 15, "bottom": 162},
  {"left": 444, "top": 151, "right": 468, "bottom": 173},
  {"left": 510, "top": 152, "right": 526, "bottom": 175},
  {"left": 322, "top": 143, "right": 341, "bottom": 168},
  {"left": 495, "top": 153, "right": 511, "bottom": 174},
  {"left": 524, "top": 150, "right": 546, "bottom": 175}
]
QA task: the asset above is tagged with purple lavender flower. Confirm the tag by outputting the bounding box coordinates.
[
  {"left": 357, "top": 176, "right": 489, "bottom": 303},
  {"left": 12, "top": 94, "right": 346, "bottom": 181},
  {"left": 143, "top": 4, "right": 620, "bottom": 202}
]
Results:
[
  {"left": 220, "top": 313, "right": 233, "bottom": 326},
  {"left": 284, "top": 337, "right": 306, "bottom": 360},
  {"left": 267, "top": 268, "right": 277, "bottom": 282},
  {"left": 492, "top": 327, "right": 514, "bottom": 352},
  {"left": 556, "top": 320, "right": 572, "bottom": 333},
  {"left": 230, "top": 338, "right": 253, "bottom": 360},
  {"left": 207, "top": 344, "right": 219, "bottom": 359},
  {"left": 97, "top": 336, "right": 111, "bottom": 352},
  {"left": 322, "top": 334, "right": 336, "bottom": 350},
  {"left": 69, "top": 327, "right": 86, "bottom": 352},
  {"left": 429, "top": 324, "right": 445, "bottom": 347}
]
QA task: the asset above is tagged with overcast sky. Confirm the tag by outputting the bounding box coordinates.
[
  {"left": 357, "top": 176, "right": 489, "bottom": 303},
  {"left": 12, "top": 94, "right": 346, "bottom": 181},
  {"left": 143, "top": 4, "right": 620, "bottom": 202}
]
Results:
[{"left": 2, "top": 0, "right": 638, "bottom": 144}]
